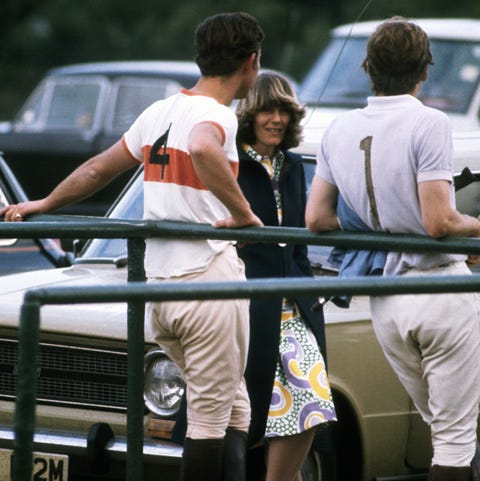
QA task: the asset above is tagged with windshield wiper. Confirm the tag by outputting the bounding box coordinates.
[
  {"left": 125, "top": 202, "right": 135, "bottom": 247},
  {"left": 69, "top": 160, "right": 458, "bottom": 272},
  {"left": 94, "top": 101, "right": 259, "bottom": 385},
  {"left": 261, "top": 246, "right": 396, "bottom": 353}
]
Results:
[{"left": 74, "top": 255, "right": 128, "bottom": 267}]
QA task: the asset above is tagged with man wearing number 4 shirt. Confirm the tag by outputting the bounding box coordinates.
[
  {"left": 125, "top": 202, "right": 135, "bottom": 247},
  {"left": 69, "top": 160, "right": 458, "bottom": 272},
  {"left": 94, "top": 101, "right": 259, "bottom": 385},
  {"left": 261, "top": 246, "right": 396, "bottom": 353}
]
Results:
[
  {"left": 306, "top": 17, "right": 480, "bottom": 481},
  {"left": 1, "top": 12, "right": 265, "bottom": 481}
]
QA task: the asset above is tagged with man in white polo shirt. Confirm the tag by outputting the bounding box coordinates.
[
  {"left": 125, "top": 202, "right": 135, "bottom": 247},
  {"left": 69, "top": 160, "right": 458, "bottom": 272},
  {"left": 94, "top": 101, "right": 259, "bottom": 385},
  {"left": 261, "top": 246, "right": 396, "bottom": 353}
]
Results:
[
  {"left": 1, "top": 12, "right": 265, "bottom": 481},
  {"left": 306, "top": 16, "right": 480, "bottom": 481}
]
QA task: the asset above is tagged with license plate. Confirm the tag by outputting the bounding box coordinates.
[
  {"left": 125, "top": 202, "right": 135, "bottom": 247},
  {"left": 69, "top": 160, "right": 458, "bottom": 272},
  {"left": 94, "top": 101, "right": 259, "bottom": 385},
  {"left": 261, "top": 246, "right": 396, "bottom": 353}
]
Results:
[{"left": 0, "top": 448, "right": 68, "bottom": 481}]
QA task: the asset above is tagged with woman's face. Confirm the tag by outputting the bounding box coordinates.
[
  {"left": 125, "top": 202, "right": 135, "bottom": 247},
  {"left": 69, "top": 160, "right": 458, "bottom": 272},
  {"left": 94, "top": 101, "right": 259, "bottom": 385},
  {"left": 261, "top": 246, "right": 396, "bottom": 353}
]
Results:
[{"left": 253, "top": 106, "right": 290, "bottom": 155}]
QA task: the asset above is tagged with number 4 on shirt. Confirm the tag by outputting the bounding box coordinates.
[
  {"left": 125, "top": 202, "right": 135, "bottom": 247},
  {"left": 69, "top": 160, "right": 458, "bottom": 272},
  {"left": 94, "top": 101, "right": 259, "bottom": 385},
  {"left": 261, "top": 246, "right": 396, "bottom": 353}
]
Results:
[{"left": 149, "top": 123, "right": 172, "bottom": 178}]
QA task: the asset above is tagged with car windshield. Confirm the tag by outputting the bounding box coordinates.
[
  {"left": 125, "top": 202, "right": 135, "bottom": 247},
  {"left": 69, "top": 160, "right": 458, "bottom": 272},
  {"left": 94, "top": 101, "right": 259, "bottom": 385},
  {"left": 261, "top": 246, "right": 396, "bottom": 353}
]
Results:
[
  {"left": 79, "top": 170, "right": 144, "bottom": 261},
  {"left": 15, "top": 76, "right": 106, "bottom": 131},
  {"left": 107, "top": 77, "right": 183, "bottom": 132},
  {"left": 300, "top": 37, "right": 480, "bottom": 114}
]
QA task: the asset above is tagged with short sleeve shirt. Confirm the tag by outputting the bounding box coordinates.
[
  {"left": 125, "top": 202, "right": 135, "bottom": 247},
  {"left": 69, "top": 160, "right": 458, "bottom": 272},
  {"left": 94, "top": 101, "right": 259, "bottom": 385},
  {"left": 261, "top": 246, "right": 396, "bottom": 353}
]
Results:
[
  {"left": 122, "top": 89, "right": 239, "bottom": 278},
  {"left": 315, "top": 94, "right": 465, "bottom": 275}
]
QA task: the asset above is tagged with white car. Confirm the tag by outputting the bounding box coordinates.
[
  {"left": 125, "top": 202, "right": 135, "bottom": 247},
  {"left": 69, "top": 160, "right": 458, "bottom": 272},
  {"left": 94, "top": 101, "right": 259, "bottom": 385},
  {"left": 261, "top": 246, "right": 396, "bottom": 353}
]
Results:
[{"left": 295, "top": 18, "right": 480, "bottom": 174}]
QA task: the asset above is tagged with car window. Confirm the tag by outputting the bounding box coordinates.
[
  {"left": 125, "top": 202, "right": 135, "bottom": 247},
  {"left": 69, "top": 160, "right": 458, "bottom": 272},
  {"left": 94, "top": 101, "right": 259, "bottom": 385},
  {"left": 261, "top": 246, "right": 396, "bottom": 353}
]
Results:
[
  {"left": 300, "top": 37, "right": 371, "bottom": 108},
  {"left": 14, "top": 76, "right": 108, "bottom": 131},
  {"left": 46, "top": 83, "right": 101, "bottom": 129},
  {"left": 300, "top": 37, "right": 480, "bottom": 115},
  {"left": 419, "top": 40, "right": 480, "bottom": 113},
  {"left": 108, "top": 77, "right": 183, "bottom": 132},
  {"left": 13, "top": 82, "right": 45, "bottom": 129},
  {"left": 302, "top": 157, "right": 316, "bottom": 197},
  {"left": 80, "top": 170, "right": 144, "bottom": 260}
]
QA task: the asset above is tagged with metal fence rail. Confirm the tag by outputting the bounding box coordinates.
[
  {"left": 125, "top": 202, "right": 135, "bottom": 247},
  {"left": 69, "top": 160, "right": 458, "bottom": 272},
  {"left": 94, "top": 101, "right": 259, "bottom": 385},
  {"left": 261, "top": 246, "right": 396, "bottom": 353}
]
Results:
[
  {"left": 3, "top": 214, "right": 480, "bottom": 253},
  {"left": 2, "top": 215, "right": 480, "bottom": 481}
]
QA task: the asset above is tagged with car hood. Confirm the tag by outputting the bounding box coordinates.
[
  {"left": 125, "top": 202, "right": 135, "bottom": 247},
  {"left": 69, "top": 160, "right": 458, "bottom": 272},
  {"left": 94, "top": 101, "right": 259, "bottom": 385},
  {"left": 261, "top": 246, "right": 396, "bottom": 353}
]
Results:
[
  {"left": 293, "top": 106, "right": 346, "bottom": 157},
  {"left": 0, "top": 263, "right": 131, "bottom": 340}
]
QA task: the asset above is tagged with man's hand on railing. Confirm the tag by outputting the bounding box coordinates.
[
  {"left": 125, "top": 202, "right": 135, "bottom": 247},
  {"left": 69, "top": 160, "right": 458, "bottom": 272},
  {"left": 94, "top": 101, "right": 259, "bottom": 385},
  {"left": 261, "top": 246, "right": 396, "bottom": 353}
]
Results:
[
  {"left": 467, "top": 255, "right": 480, "bottom": 267},
  {"left": 0, "top": 200, "right": 45, "bottom": 222},
  {"left": 212, "top": 212, "right": 263, "bottom": 229}
]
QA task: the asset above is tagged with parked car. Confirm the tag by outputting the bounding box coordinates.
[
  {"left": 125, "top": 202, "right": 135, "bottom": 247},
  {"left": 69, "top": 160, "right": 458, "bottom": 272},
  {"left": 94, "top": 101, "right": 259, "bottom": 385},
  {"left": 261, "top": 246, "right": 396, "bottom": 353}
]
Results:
[
  {"left": 0, "top": 60, "right": 201, "bottom": 217},
  {"left": 0, "top": 163, "right": 329, "bottom": 481},
  {"left": 3, "top": 156, "right": 480, "bottom": 481},
  {"left": 0, "top": 153, "right": 72, "bottom": 275},
  {"left": 296, "top": 18, "right": 480, "bottom": 175},
  {"left": 0, "top": 61, "right": 298, "bottom": 220}
]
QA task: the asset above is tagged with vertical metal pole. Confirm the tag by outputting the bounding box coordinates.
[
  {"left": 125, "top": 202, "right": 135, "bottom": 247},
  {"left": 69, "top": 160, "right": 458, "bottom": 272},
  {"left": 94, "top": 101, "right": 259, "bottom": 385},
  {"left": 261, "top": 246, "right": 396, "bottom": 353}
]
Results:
[
  {"left": 13, "top": 300, "right": 41, "bottom": 481},
  {"left": 126, "top": 238, "right": 146, "bottom": 481}
]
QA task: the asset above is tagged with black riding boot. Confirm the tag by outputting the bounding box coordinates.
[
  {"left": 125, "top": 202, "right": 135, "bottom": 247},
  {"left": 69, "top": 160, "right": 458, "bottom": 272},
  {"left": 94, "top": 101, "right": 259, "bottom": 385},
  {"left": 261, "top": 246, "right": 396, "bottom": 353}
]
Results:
[
  {"left": 428, "top": 465, "right": 472, "bottom": 481},
  {"left": 223, "top": 428, "right": 248, "bottom": 481},
  {"left": 180, "top": 437, "right": 225, "bottom": 481}
]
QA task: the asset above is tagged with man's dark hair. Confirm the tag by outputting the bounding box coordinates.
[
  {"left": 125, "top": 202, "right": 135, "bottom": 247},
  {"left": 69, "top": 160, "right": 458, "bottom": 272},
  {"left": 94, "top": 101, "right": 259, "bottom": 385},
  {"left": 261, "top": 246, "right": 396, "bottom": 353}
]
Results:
[
  {"left": 362, "top": 16, "right": 433, "bottom": 95},
  {"left": 194, "top": 12, "right": 265, "bottom": 76}
]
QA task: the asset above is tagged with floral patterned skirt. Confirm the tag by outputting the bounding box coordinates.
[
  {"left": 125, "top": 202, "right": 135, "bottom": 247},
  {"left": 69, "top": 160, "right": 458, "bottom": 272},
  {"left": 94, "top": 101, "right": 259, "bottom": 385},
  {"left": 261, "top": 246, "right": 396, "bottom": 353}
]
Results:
[{"left": 265, "top": 302, "right": 337, "bottom": 437}]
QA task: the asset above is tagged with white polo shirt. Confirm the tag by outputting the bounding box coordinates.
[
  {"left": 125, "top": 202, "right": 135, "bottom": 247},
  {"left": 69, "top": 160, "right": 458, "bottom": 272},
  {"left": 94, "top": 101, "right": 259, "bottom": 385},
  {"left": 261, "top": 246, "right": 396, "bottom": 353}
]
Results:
[{"left": 316, "top": 94, "right": 465, "bottom": 275}]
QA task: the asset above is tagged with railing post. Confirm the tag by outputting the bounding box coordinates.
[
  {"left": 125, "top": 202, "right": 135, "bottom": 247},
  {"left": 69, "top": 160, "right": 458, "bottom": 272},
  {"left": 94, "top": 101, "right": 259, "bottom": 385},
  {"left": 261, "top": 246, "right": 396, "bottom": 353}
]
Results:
[
  {"left": 126, "top": 238, "right": 146, "bottom": 481},
  {"left": 12, "top": 299, "right": 41, "bottom": 481}
]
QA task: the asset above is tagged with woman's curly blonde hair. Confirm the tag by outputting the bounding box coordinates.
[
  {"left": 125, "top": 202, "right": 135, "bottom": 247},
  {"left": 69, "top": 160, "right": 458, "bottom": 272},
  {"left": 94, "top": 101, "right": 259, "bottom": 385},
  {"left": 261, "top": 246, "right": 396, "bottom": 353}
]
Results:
[{"left": 236, "top": 71, "right": 306, "bottom": 151}]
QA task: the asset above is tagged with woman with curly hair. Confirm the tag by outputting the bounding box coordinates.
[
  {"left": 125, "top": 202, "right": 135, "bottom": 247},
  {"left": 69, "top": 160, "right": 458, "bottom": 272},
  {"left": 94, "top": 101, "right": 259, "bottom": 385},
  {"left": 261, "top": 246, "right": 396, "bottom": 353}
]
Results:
[{"left": 236, "top": 72, "right": 337, "bottom": 481}]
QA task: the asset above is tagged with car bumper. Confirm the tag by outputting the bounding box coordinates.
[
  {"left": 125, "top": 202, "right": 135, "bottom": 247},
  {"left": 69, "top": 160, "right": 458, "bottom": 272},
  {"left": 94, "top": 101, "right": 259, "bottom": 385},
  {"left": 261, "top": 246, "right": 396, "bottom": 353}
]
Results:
[{"left": 0, "top": 425, "right": 183, "bottom": 479}]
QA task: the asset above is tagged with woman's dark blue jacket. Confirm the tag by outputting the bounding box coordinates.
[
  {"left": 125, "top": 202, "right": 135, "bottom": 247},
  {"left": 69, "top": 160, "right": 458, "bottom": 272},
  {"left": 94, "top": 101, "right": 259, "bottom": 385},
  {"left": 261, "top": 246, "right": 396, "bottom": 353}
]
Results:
[{"left": 236, "top": 147, "right": 327, "bottom": 446}]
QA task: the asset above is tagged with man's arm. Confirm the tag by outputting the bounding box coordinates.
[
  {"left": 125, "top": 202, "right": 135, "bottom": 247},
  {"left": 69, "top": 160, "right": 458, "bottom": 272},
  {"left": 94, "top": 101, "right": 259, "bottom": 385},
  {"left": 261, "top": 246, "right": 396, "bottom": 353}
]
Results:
[
  {"left": 188, "top": 122, "right": 262, "bottom": 228},
  {"left": 0, "top": 140, "right": 138, "bottom": 221},
  {"left": 305, "top": 175, "right": 340, "bottom": 232},
  {"left": 418, "top": 179, "right": 480, "bottom": 238}
]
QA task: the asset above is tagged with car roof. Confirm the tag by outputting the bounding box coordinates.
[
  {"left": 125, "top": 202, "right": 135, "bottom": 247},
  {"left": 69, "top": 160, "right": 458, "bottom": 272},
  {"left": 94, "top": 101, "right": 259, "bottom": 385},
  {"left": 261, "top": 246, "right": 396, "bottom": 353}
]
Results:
[
  {"left": 333, "top": 18, "right": 480, "bottom": 41},
  {"left": 47, "top": 60, "right": 201, "bottom": 78},
  {"left": 45, "top": 60, "right": 300, "bottom": 93}
]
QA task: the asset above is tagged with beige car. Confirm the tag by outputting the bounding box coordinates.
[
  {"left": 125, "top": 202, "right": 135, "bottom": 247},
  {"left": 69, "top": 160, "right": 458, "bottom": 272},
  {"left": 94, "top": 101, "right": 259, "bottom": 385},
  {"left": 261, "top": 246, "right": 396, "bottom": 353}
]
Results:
[{"left": 5, "top": 159, "right": 480, "bottom": 481}]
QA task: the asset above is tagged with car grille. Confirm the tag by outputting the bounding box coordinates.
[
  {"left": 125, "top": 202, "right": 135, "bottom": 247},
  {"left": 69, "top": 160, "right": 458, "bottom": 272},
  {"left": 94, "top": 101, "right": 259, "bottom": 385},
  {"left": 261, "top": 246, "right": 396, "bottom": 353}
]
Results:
[{"left": 0, "top": 338, "right": 128, "bottom": 411}]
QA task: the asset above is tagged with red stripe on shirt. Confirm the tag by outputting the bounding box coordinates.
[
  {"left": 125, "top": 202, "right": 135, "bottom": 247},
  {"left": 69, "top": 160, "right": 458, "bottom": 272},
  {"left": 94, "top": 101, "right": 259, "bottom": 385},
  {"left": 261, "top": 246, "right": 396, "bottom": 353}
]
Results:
[
  {"left": 143, "top": 146, "right": 206, "bottom": 189},
  {"left": 143, "top": 145, "right": 238, "bottom": 188}
]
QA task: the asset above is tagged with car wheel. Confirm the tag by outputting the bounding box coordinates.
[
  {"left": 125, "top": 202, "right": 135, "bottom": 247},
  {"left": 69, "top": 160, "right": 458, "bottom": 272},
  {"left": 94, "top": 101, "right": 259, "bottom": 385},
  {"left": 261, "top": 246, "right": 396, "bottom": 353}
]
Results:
[{"left": 301, "top": 448, "right": 339, "bottom": 481}]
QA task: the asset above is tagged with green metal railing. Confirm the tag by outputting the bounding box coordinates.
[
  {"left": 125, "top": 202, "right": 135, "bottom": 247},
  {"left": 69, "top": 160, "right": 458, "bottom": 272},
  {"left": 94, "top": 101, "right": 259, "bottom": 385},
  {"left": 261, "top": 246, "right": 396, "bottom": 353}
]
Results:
[
  {"left": 2, "top": 215, "right": 480, "bottom": 481},
  {"left": 4, "top": 214, "right": 480, "bottom": 253}
]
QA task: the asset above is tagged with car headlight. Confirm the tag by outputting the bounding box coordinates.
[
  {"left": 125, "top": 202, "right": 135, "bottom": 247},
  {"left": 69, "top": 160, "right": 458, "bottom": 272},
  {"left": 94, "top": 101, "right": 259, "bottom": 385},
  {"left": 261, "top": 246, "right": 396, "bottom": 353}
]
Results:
[{"left": 144, "top": 349, "right": 185, "bottom": 417}]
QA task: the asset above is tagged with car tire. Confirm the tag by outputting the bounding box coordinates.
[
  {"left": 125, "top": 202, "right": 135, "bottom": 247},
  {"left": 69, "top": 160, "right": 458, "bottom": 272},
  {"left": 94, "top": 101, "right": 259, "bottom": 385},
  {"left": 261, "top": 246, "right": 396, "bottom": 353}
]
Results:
[{"left": 301, "top": 447, "right": 339, "bottom": 481}]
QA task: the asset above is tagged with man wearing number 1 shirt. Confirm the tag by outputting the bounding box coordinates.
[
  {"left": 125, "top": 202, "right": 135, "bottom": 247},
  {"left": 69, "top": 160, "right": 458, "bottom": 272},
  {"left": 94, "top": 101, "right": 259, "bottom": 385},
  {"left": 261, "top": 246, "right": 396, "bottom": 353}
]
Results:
[
  {"left": 1, "top": 12, "right": 265, "bottom": 481},
  {"left": 305, "top": 16, "right": 480, "bottom": 481}
]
